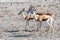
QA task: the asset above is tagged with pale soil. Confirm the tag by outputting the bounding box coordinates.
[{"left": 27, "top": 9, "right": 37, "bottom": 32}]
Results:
[{"left": 0, "top": 0, "right": 60, "bottom": 40}]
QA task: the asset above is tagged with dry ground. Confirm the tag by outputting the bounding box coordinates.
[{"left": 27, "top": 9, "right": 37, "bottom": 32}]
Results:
[{"left": 0, "top": 1, "right": 60, "bottom": 40}]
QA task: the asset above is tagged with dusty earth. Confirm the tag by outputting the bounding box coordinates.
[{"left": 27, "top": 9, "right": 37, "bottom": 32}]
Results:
[{"left": 0, "top": 0, "right": 60, "bottom": 40}]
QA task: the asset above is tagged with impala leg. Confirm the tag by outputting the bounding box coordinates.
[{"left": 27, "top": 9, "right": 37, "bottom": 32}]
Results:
[
  {"left": 36, "top": 21, "right": 42, "bottom": 31},
  {"left": 50, "top": 18, "right": 55, "bottom": 32},
  {"left": 47, "top": 18, "right": 55, "bottom": 36},
  {"left": 51, "top": 18, "right": 53, "bottom": 28},
  {"left": 26, "top": 20, "right": 29, "bottom": 26},
  {"left": 25, "top": 20, "right": 29, "bottom": 31},
  {"left": 46, "top": 18, "right": 54, "bottom": 33},
  {"left": 46, "top": 19, "right": 52, "bottom": 32},
  {"left": 49, "top": 18, "right": 54, "bottom": 31}
]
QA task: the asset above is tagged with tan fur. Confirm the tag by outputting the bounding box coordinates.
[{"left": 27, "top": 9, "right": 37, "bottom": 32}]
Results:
[
  {"left": 22, "top": 13, "right": 33, "bottom": 20},
  {"left": 33, "top": 12, "right": 52, "bottom": 21},
  {"left": 23, "top": 13, "right": 28, "bottom": 19},
  {"left": 34, "top": 14, "right": 39, "bottom": 20}
]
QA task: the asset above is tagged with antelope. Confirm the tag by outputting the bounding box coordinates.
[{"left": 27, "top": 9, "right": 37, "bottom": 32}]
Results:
[
  {"left": 33, "top": 11, "right": 55, "bottom": 32},
  {"left": 22, "top": 11, "right": 54, "bottom": 31}
]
